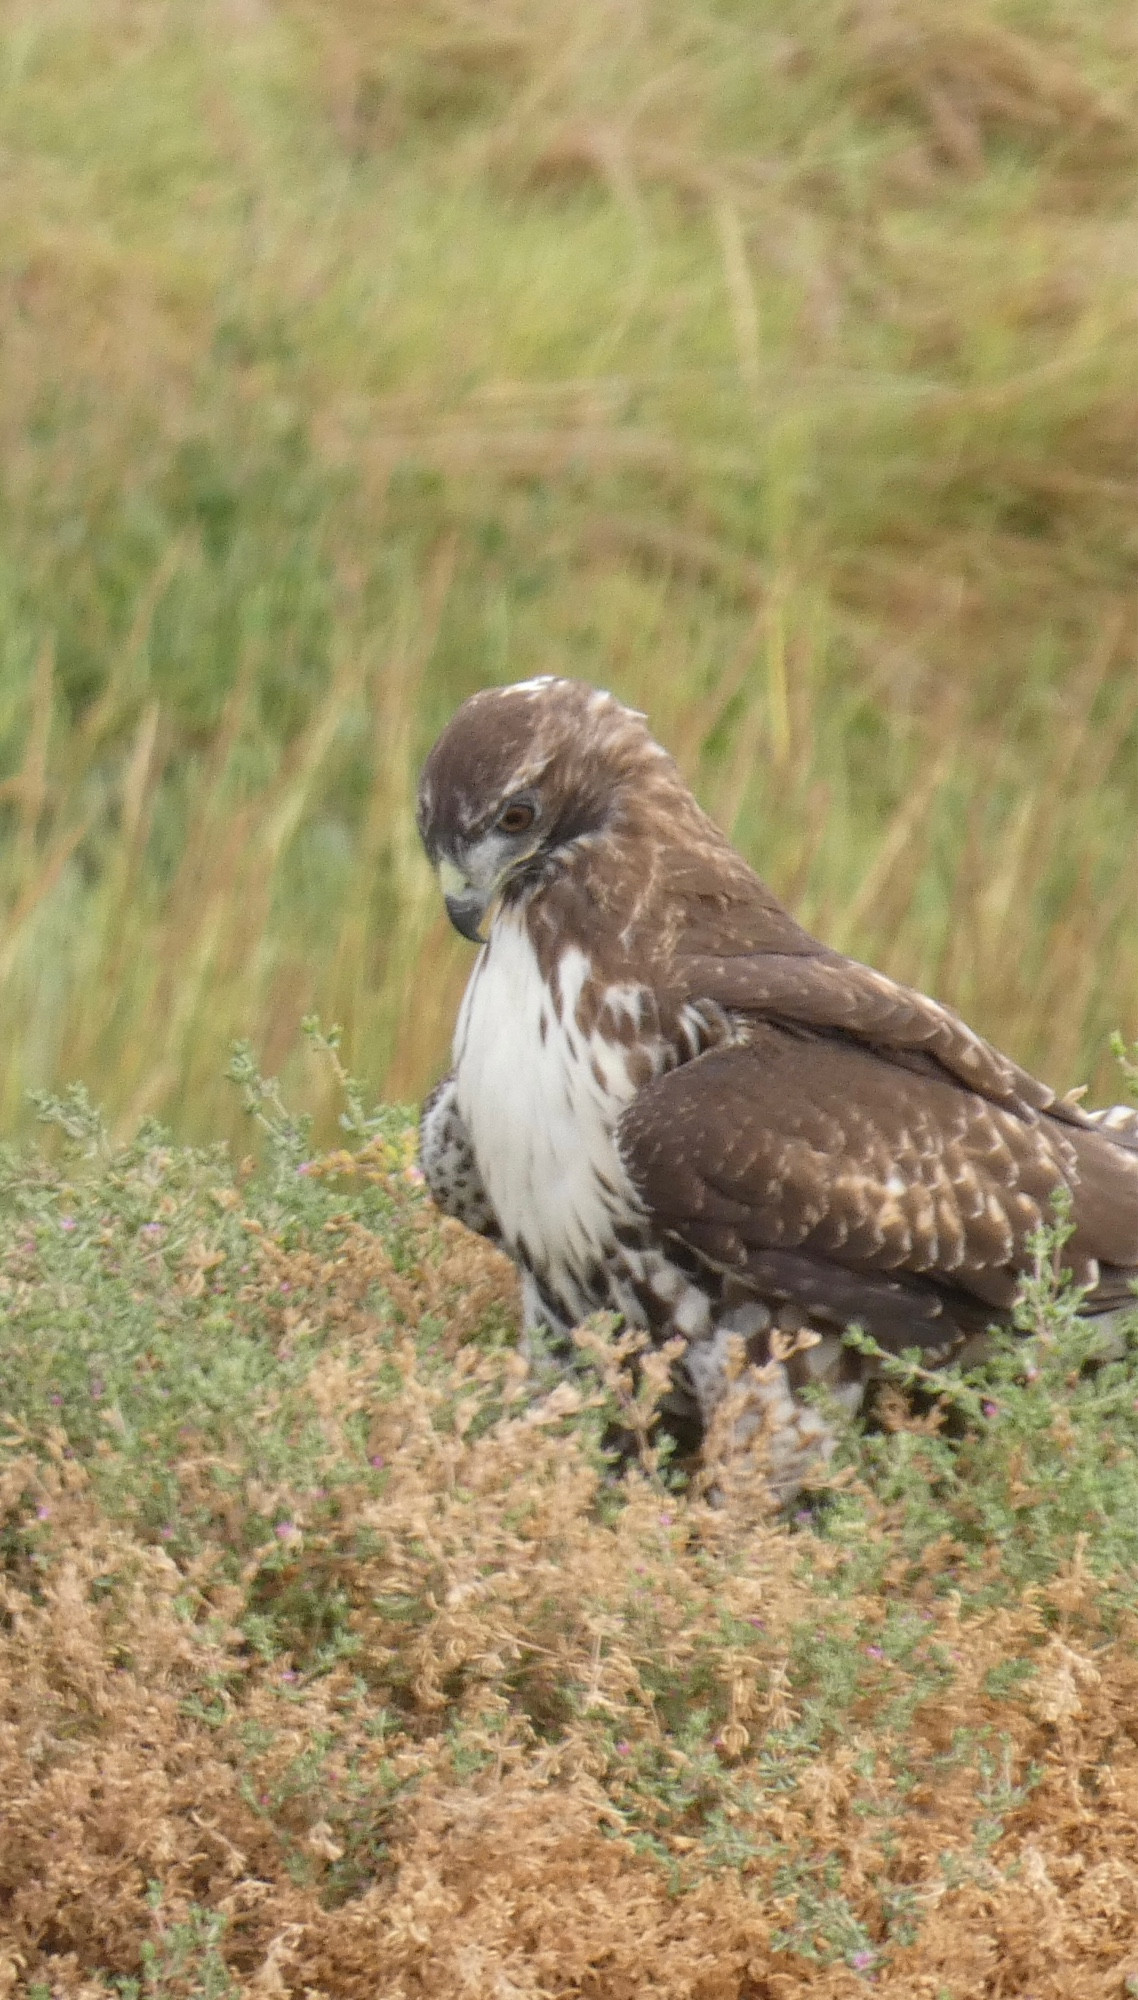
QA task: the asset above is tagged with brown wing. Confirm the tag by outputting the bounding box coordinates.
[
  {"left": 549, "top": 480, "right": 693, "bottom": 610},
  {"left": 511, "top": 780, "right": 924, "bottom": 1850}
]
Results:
[
  {"left": 619, "top": 1024, "right": 1138, "bottom": 1355},
  {"left": 677, "top": 948, "right": 1084, "bottom": 1120}
]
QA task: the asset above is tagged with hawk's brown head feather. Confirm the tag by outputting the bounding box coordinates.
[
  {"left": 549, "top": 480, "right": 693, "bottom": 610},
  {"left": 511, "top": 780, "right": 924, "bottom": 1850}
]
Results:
[{"left": 418, "top": 677, "right": 815, "bottom": 961}]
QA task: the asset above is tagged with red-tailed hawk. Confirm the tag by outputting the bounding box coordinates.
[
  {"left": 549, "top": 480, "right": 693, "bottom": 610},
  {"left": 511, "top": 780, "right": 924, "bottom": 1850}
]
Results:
[{"left": 417, "top": 677, "right": 1138, "bottom": 1494}]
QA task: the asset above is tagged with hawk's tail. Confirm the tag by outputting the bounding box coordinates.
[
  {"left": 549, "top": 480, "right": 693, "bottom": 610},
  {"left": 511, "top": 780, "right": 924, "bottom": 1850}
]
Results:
[{"left": 1084, "top": 1102, "right": 1138, "bottom": 1155}]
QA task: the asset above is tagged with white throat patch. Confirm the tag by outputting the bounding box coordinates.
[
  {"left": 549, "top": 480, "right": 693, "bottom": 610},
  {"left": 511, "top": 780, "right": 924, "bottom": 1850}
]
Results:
[{"left": 452, "top": 916, "right": 644, "bottom": 1296}]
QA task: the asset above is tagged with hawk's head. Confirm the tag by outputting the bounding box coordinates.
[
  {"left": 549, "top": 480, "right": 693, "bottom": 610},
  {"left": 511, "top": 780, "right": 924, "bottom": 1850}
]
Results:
[{"left": 417, "top": 678, "right": 669, "bottom": 941}]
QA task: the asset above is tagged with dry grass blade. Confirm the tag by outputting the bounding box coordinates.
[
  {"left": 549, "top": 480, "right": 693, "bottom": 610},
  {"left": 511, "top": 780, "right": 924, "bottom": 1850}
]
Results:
[
  {"left": 1, "top": 638, "right": 55, "bottom": 888},
  {"left": 854, "top": 0, "right": 1138, "bottom": 165},
  {"left": 0, "top": 813, "right": 98, "bottom": 993}
]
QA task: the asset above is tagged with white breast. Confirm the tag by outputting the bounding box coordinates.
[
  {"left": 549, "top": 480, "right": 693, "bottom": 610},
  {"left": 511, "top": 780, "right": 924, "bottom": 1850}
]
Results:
[{"left": 453, "top": 916, "right": 645, "bottom": 1288}]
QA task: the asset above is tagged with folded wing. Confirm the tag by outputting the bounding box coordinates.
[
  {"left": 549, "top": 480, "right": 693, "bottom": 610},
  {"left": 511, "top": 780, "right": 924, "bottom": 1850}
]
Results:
[{"left": 620, "top": 1007, "right": 1138, "bottom": 1355}]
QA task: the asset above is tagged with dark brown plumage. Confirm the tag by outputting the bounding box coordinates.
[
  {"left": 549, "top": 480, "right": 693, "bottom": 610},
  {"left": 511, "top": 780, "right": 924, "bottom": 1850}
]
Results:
[{"left": 417, "top": 676, "right": 1138, "bottom": 1488}]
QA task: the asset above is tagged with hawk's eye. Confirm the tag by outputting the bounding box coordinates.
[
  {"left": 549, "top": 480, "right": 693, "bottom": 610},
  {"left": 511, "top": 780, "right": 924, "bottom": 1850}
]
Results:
[{"left": 495, "top": 800, "right": 536, "bottom": 836}]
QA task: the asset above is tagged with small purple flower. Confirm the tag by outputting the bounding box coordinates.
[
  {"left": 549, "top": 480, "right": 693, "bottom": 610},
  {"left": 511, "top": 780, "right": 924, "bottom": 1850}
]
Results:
[
  {"left": 658, "top": 1512, "right": 673, "bottom": 1526},
  {"left": 851, "top": 1950, "right": 876, "bottom": 1973},
  {"left": 370, "top": 1454, "right": 385, "bottom": 1468},
  {"left": 36, "top": 1505, "right": 50, "bottom": 1521},
  {"left": 866, "top": 1645, "right": 884, "bottom": 1662},
  {"left": 49, "top": 1393, "right": 62, "bottom": 1406},
  {"left": 614, "top": 1740, "right": 630, "bottom": 1756},
  {"left": 982, "top": 1400, "right": 999, "bottom": 1418},
  {"left": 275, "top": 1520, "right": 298, "bottom": 1542},
  {"left": 141, "top": 1223, "right": 164, "bottom": 1239},
  {"left": 747, "top": 1617, "right": 765, "bottom": 1629},
  {"left": 296, "top": 1162, "right": 312, "bottom": 1176},
  {"left": 279, "top": 1281, "right": 291, "bottom": 1294},
  {"left": 59, "top": 1216, "right": 76, "bottom": 1233},
  {"left": 280, "top": 1668, "right": 298, "bottom": 1682},
  {"left": 160, "top": 1526, "right": 175, "bottom": 1541}
]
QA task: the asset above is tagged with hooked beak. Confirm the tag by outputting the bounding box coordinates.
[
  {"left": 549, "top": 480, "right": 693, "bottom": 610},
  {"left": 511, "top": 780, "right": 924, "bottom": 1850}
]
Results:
[
  {"left": 445, "top": 890, "right": 490, "bottom": 945},
  {"left": 438, "top": 858, "right": 491, "bottom": 944}
]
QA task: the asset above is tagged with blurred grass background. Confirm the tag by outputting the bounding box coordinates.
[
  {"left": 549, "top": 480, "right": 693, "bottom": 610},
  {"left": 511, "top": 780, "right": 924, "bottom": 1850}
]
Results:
[{"left": 0, "top": 0, "right": 1135, "bottom": 1145}]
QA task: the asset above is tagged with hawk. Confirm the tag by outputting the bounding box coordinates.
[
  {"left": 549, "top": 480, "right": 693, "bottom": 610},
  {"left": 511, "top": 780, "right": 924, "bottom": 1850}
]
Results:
[{"left": 417, "top": 677, "right": 1138, "bottom": 1495}]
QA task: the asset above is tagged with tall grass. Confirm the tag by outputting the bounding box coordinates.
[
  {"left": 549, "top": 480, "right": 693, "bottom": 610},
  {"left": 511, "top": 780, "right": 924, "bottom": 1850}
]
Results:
[{"left": 1, "top": 0, "right": 1135, "bottom": 1141}]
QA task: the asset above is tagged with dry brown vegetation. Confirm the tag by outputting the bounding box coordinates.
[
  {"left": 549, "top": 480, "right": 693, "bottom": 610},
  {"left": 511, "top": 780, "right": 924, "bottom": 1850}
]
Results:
[
  {"left": 7, "top": 1467, "right": 1138, "bottom": 1998},
  {"left": 2, "top": 1091, "right": 1138, "bottom": 1996}
]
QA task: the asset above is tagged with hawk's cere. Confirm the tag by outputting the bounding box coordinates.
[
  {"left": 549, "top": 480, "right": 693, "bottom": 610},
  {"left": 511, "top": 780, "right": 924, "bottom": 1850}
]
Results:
[{"left": 417, "top": 678, "right": 1138, "bottom": 1495}]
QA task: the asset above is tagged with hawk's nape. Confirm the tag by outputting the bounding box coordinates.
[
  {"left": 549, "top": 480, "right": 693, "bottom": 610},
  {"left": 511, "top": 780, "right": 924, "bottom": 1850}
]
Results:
[{"left": 416, "top": 676, "right": 1138, "bottom": 1498}]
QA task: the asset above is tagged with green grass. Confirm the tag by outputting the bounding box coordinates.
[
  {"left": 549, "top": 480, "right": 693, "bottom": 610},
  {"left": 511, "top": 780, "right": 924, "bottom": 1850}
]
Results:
[{"left": 1, "top": 0, "right": 1136, "bottom": 1144}]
